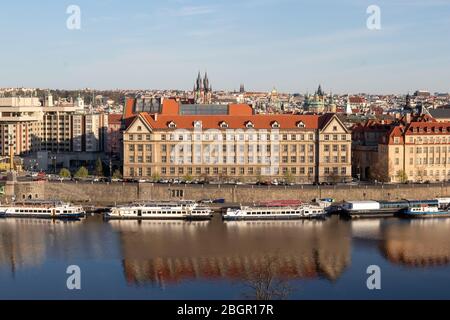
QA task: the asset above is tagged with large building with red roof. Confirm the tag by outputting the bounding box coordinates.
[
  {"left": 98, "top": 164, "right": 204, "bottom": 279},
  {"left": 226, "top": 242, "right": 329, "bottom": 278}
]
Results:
[
  {"left": 352, "top": 114, "right": 450, "bottom": 183},
  {"left": 122, "top": 99, "right": 352, "bottom": 183}
]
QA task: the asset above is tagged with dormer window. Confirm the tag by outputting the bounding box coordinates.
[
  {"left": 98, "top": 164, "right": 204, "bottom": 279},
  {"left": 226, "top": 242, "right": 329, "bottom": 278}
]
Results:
[
  {"left": 167, "top": 121, "right": 177, "bottom": 129},
  {"left": 271, "top": 121, "right": 280, "bottom": 129},
  {"left": 193, "top": 121, "right": 202, "bottom": 129},
  {"left": 297, "top": 121, "right": 305, "bottom": 128},
  {"left": 220, "top": 121, "right": 229, "bottom": 129},
  {"left": 246, "top": 121, "right": 254, "bottom": 129}
]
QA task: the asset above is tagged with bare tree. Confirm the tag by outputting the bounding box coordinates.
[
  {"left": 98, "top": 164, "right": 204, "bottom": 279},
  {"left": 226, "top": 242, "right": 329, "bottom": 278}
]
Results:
[{"left": 241, "top": 254, "right": 293, "bottom": 300}]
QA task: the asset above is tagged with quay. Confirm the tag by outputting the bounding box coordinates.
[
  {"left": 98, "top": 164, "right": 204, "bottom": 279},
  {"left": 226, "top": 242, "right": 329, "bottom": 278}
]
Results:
[{"left": 3, "top": 180, "right": 450, "bottom": 207}]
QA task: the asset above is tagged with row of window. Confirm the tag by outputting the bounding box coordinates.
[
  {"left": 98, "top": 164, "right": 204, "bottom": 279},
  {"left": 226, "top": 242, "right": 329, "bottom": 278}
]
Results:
[
  {"left": 128, "top": 166, "right": 317, "bottom": 177},
  {"left": 324, "top": 167, "right": 348, "bottom": 175},
  {"left": 395, "top": 157, "right": 450, "bottom": 166}
]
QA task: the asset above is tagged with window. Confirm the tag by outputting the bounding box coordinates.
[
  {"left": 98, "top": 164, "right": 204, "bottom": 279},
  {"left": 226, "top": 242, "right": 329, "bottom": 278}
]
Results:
[
  {"left": 271, "top": 121, "right": 280, "bottom": 129},
  {"left": 246, "top": 121, "right": 254, "bottom": 128},
  {"left": 220, "top": 121, "right": 229, "bottom": 129},
  {"left": 168, "top": 121, "right": 177, "bottom": 129}
]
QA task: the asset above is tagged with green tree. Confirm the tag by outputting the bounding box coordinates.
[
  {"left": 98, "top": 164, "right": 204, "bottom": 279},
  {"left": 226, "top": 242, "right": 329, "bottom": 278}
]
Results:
[
  {"left": 59, "top": 168, "right": 71, "bottom": 178},
  {"left": 397, "top": 170, "right": 408, "bottom": 183},
  {"left": 95, "top": 158, "right": 103, "bottom": 177},
  {"left": 112, "top": 169, "right": 122, "bottom": 179},
  {"left": 74, "top": 166, "right": 89, "bottom": 178},
  {"left": 151, "top": 172, "right": 161, "bottom": 182},
  {"left": 183, "top": 174, "right": 193, "bottom": 182},
  {"left": 283, "top": 171, "right": 295, "bottom": 184}
]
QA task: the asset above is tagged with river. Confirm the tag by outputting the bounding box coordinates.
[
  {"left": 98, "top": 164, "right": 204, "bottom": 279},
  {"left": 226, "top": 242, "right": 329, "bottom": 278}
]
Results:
[{"left": 1, "top": 215, "right": 450, "bottom": 299}]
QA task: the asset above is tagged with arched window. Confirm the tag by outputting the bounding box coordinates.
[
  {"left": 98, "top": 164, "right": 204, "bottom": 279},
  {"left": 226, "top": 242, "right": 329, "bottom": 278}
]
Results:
[
  {"left": 246, "top": 121, "right": 254, "bottom": 128},
  {"left": 271, "top": 121, "right": 280, "bottom": 129}
]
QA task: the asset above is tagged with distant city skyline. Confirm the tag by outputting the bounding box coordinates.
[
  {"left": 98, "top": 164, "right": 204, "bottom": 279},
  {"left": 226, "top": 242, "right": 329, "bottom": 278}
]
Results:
[{"left": 1, "top": 0, "right": 449, "bottom": 94}]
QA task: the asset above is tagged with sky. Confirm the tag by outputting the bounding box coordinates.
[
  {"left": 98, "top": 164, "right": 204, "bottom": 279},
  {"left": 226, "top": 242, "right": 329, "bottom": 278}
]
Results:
[{"left": 0, "top": 0, "right": 449, "bottom": 94}]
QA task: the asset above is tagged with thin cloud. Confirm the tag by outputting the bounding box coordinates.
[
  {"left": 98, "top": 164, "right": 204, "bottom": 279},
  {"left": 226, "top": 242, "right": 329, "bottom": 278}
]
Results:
[{"left": 174, "top": 5, "right": 216, "bottom": 17}]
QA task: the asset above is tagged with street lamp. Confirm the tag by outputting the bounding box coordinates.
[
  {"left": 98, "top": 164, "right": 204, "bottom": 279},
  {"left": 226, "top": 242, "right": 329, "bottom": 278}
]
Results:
[{"left": 50, "top": 155, "right": 57, "bottom": 174}]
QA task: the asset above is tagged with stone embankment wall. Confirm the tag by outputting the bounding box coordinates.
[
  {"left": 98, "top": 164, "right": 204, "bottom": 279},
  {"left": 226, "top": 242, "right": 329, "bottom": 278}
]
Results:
[{"left": 6, "top": 181, "right": 450, "bottom": 205}]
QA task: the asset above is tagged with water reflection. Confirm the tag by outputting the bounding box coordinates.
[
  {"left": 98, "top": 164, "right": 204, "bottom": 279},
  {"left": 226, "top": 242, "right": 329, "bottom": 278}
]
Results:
[
  {"left": 380, "top": 219, "right": 450, "bottom": 267},
  {"left": 0, "top": 217, "right": 116, "bottom": 275},
  {"left": 108, "top": 217, "right": 352, "bottom": 287}
]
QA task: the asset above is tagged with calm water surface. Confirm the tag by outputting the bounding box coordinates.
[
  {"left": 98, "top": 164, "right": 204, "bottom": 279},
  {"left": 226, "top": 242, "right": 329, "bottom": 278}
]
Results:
[{"left": 1, "top": 215, "right": 450, "bottom": 300}]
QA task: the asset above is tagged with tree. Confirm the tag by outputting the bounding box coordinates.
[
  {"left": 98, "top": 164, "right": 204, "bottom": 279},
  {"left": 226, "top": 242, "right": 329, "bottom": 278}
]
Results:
[
  {"left": 283, "top": 171, "right": 295, "bottom": 184},
  {"left": 242, "top": 254, "right": 292, "bottom": 300},
  {"left": 95, "top": 158, "right": 103, "bottom": 177},
  {"left": 397, "top": 170, "right": 408, "bottom": 183},
  {"left": 183, "top": 174, "right": 193, "bottom": 182},
  {"left": 74, "top": 166, "right": 89, "bottom": 178},
  {"left": 112, "top": 169, "right": 122, "bottom": 179},
  {"left": 151, "top": 172, "right": 161, "bottom": 182},
  {"left": 59, "top": 168, "right": 71, "bottom": 178}
]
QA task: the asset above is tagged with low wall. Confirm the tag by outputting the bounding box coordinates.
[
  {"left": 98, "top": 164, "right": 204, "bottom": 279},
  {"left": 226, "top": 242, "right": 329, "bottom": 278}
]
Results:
[{"left": 9, "top": 181, "right": 450, "bottom": 205}]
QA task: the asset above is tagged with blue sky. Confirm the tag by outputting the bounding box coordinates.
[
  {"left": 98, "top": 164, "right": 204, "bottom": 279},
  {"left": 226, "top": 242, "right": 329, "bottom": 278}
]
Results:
[{"left": 0, "top": 0, "right": 449, "bottom": 94}]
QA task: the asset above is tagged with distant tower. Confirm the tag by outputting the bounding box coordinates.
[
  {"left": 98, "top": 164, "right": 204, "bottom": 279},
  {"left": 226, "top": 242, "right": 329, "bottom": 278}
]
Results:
[
  {"left": 405, "top": 93, "right": 412, "bottom": 110},
  {"left": 194, "top": 71, "right": 212, "bottom": 104},
  {"left": 240, "top": 84, "right": 245, "bottom": 93},
  {"left": 46, "top": 90, "right": 54, "bottom": 107},
  {"left": 329, "top": 92, "right": 337, "bottom": 113},
  {"left": 345, "top": 95, "right": 353, "bottom": 114}
]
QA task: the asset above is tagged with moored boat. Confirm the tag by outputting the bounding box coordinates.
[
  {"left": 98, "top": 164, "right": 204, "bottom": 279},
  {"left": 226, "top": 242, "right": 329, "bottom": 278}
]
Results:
[
  {"left": 222, "top": 204, "right": 325, "bottom": 221},
  {"left": 398, "top": 205, "right": 450, "bottom": 219},
  {"left": 0, "top": 200, "right": 85, "bottom": 219},
  {"left": 105, "top": 200, "right": 213, "bottom": 220}
]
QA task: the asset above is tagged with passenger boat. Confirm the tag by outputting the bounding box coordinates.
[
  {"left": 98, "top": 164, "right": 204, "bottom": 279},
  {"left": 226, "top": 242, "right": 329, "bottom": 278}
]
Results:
[
  {"left": 0, "top": 200, "right": 85, "bottom": 219},
  {"left": 222, "top": 204, "right": 325, "bottom": 221},
  {"left": 398, "top": 205, "right": 450, "bottom": 219},
  {"left": 105, "top": 200, "right": 213, "bottom": 220}
]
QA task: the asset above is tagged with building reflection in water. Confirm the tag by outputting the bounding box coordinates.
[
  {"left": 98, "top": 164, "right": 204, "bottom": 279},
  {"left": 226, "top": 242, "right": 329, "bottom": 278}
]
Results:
[
  {"left": 380, "top": 219, "right": 450, "bottom": 267},
  {"left": 109, "top": 217, "right": 352, "bottom": 288},
  {"left": 0, "top": 217, "right": 110, "bottom": 276}
]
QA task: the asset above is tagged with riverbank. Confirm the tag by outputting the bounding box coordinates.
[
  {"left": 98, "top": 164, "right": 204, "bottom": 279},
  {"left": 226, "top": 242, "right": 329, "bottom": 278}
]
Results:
[{"left": 3, "top": 180, "right": 450, "bottom": 206}]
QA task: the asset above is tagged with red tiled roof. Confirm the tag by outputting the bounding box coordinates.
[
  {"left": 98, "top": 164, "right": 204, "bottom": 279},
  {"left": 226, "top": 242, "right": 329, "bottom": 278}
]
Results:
[
  {"left": 108, "top": 114, "right": 122, "bottom": 124},
  {"left": 139, "top": 112, "right": 321, "bottom": 130},
  {"left": 124, "top": 98, "right": 136, "bottom": 120}
]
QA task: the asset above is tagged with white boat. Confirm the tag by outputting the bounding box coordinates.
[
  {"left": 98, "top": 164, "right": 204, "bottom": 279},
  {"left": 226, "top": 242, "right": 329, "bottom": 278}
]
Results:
[
  {"left": 222, "top": 204, "right": 325, "bottom": 221},
  {"left": 105, "top": 200, "right": 213, "bottom": 220},
  {"left": 399, "top": 205, "right": 450, "bottom": 218},
  {"left": 0, "top": 200, "right": 85, "bottom": 219}
]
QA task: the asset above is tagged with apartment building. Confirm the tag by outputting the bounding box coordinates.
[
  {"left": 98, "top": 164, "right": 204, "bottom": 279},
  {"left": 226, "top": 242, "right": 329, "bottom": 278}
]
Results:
[
  {"left": 352, "top": 114, "right": 450, "bottom": 183},
  {"left": 0, "top": 97, "right": 43, "bottom": 156},
  {"left": 0, "top": 96, "right": 109, "bottom": 157},
  {"left": 123, "top": 99, "right": 352, "bottom": 183}
]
